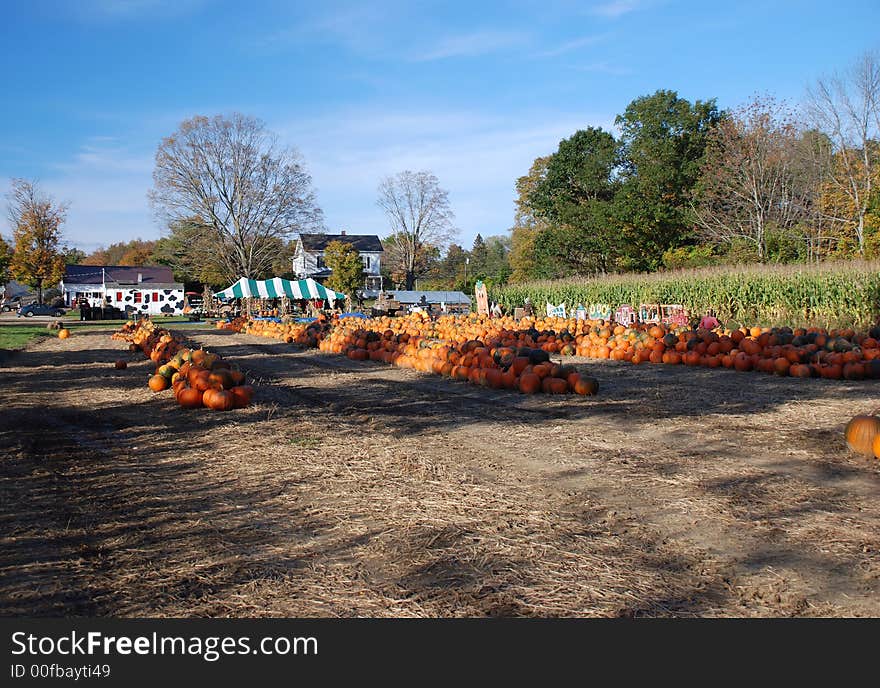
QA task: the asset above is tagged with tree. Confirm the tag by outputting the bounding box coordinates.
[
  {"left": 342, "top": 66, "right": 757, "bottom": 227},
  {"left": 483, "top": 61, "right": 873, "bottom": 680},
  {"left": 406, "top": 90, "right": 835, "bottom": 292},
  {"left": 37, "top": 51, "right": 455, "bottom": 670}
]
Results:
[
  {"left": 83, "top": 239, "right": 160, "bottom": 266},
  {"left": 432, "top": 243, "right": 468, "bottom": 289},
  {"left": 7, "top": 179, "right": 68, "bottom": 304},
  {"left": 807, "top": 52, "right": 880, "bottom": 255},
  {"left": 526, "top": 128, "right": 621, "bottom": 274},
  {"left": 152, "top": 218, "right": 230, "bottom": 285},
  {"left": 528, "top": 127, "right": 619, "bottom": 220},
  {"left": 470, "top": 233, "right": 487, "bottom": 276},
  {"left": 149, "top": 113, "right": 323, "bottom": 280},
  {"left": 323, "top": 240, "right": 365, "bottom": 296},
  {"left": 63, "top": 247, "right": 85, "bottom": 265},
  {"left": 614, "top": 90, "right": 721, "bottom": 269},
  {"left": 509, "top": 156, "right": 552, "bottom": 282},
  {"left": 482, "top": 235, "right": 512, "bottom": 285},
  {"left": 377, "top": 170, "right": 456, "bottom": 289},
  {"left": 0, "top": 235, "right": 12, "bottom": 287},
  {"left": 693, "top": 97, "right": 809, "bottom": 261}
]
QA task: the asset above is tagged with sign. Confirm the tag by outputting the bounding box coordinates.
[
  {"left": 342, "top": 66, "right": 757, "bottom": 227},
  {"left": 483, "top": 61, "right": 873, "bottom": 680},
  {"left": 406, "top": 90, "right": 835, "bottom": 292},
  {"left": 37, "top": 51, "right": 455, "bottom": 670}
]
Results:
[
  {"left": 614, "top": 304, "right": 636, "bottom": 326},
  {"left": 475, "top": 280, "right": 489, "bottom": 315},
  {"left": 546, "top": 302, "right": 566, "bottom": 318},
  {"left": 588, "top": 303, "right": 612, "bottom": 321},
  {"left": 575, "top": 304, "right": 587, "bottom": 321}
]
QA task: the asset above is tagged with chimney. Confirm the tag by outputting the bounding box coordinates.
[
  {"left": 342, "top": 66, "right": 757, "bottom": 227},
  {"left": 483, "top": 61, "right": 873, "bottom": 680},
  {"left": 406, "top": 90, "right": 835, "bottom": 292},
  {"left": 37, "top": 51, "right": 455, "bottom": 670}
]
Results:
[
  {"left": 340, "top": 230, "right": 346, "bottom": 236},
  {"left": 137, "top": 273, "right": 143, "bottom": 283}
]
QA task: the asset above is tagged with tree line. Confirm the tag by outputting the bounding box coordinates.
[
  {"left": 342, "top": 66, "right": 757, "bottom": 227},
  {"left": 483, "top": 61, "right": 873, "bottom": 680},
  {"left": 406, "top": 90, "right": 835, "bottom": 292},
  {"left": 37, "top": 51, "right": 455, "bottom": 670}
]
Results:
[{"left": 3, "top": 51, "right": 876, "bottom": 302}]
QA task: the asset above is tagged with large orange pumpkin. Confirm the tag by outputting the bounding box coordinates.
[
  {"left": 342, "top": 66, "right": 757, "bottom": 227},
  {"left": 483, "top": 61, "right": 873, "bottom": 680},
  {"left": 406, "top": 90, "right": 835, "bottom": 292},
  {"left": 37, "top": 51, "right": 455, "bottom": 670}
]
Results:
[
  {"left": 845, "top": 415, "right": 880, "bottom": 456},
  {"left": 177, "top": 386, "right": 203, "bottom": 409},
  {"left": 204, "top": 388, "right": 234, "bottom": 411},
  {"left": 58, "top": 329, "right": 70, "bottom": 339},
  {"left": 518, "top": 373, "right": 541, "bottom": 394}
]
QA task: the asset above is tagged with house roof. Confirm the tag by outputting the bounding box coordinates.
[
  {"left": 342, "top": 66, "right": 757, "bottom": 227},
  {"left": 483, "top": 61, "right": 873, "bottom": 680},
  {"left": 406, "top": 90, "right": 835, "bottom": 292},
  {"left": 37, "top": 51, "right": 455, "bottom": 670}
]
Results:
[
  {"left": 299, "top": 233, "right": 383, "bottom": 253},
  {"left": 63, "top": 265, "right": 176, "bottom": 286},
  {"left": 390, "top": 290, "right": 471, "bottom": 305}
]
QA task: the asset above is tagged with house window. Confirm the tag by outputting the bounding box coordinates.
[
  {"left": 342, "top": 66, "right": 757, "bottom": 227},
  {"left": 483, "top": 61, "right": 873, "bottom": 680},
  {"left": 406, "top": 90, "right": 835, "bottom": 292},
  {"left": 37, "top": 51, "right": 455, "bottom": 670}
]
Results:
[
  {"left": 316, "top": 256, "right": 326, "bottom": 269},
  {"left": 116, "top": 292, "right": 122, "bottom": 301},
  {"left": 133, "top": 292, "right": 142, "bottom": 303},
  {"left": 152, "top": 293, "right": 160, "bottom": 302}
]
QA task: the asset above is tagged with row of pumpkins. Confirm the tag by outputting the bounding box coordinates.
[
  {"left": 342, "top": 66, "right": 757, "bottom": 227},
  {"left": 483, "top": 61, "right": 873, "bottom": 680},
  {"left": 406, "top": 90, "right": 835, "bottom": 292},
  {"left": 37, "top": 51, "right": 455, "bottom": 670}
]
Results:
[
  {"left": 223, "top": 311, "right": 880, "bottom": 381},
  {"left": 111, "top": 320, "right": 254, "bottom": 411},
  {"left": 220, "top": 313, "right": 599, "bottom": 396}
]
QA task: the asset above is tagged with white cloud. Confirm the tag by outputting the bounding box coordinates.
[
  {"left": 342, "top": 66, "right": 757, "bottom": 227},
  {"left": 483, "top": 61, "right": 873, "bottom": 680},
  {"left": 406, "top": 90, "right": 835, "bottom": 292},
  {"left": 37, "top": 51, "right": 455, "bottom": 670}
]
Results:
[
  {"left": 34, "top": 138, "right": 159, "bottom": 251},
  {"left": 275, "top": 107, "right": 615, "bottom": 243},
  {"left": 571, "top": 61, "right": 633, "bottom": 76},
  {"left": 534, "top": 33, "right": 610, "bottom": 58},
  {"left": 413, "top": 30, "right": 528, "bottom": 61}
]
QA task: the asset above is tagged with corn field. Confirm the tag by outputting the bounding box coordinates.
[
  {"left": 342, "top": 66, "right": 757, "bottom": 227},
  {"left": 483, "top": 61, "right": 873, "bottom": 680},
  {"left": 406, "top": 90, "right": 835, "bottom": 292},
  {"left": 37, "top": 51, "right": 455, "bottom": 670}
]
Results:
[{"left": 492, "top": 261, "right": 880, "bottom": 330}]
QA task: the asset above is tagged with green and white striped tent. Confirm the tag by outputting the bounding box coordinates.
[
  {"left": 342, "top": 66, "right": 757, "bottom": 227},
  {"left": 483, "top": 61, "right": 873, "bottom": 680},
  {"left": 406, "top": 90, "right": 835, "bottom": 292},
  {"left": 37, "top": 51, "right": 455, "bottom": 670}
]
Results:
[{"left": 214, "top": 277, "right": 345, "bottom": 301}]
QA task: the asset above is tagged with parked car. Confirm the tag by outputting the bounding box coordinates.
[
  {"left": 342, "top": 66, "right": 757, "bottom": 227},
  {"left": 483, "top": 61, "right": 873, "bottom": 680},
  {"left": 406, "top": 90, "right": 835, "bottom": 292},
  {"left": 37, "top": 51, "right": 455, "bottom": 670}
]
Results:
[
  {"left": 17, "top": 303, "right": 66, "bottom": 318},
  {"left": 2, "top": 296, "right": 33, "bottom": 312}
]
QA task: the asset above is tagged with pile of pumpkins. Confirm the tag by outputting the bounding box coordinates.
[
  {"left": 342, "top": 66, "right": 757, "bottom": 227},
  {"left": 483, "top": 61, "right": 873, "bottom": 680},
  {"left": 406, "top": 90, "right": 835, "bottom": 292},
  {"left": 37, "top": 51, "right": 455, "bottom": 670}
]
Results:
[
  {"left": 560, "top": 322, "right": 880, "bottom": 379},
  {"left": 307, "top": 313, "right": 880, "bottom": 381},
  {"left": 315, "top": 316, "right": 599, "bottom": 396},
  {"left": 112, "top": 319, "right": 253, "bottom": 411},
  {"left": 226, "top": 316, "right": 331, "bottom": 347}
]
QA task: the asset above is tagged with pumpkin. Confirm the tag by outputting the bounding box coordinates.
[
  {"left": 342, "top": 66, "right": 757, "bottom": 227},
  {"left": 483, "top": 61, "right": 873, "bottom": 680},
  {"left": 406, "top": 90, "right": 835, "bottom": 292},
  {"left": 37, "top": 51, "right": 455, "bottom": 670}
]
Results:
[
  {"left": 203, "top": 388, "right": 234, "bottom": 411},
  {"left": 58, "top": 329, "right": 70, "bottom": 339},
  {"left": 176, "top": 386, "right": 204, "bottom": 409},
  {"left": 114, "top": 360, "right": 127, "bottom": 369},
  {"left": 574, "top": 377, "right": 599, "bottom": 396},
  {"left": 148, "top": 374, "right": 169, "bottom": 392},
  {"left": 230, "top": 385, "right": 254, "bottom": 409},
  {"left": 844, "top": 415, "right": 880, "bottom": 456},
  {"left": 518, "top": 373, "right": 541, "bottom": 394}
]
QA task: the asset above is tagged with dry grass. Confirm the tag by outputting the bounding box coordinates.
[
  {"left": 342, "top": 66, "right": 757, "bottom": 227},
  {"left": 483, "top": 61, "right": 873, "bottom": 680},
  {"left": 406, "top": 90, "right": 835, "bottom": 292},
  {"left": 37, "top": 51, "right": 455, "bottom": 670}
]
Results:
[{"left": 2, "top": 326, "right": 879, "bottom": 617}]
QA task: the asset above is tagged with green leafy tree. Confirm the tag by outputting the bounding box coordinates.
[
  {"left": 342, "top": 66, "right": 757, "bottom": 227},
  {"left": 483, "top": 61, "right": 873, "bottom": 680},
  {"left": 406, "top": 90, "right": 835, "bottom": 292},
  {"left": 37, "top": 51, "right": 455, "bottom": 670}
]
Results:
[
  {"left": 470, "top": 233, "right": 488, "bottom": 275},
  {"left": 323, "top": 240, "right": 365, "bottom": 296},
  {"left": 614, "top": 90, "right": 722, "bottom": 269},
  {"left": 527, "top": 127, "right": 621, "bottom": 274},
  {"left": 152, "top": 218, "right": 230, "bottom": 285},
  {"left": 63, "top": 247, "right": 85, "bottom": 265},
  {"left": 7, "top": 179, "right": 69, "bottom": 304}
]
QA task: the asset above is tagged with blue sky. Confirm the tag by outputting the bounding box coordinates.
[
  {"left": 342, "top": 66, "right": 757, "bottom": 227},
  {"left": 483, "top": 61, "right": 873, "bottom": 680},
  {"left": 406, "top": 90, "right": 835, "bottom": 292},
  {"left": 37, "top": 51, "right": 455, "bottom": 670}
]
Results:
[{"left": 1, "top": 0, "right": 878, "bottom": 253}]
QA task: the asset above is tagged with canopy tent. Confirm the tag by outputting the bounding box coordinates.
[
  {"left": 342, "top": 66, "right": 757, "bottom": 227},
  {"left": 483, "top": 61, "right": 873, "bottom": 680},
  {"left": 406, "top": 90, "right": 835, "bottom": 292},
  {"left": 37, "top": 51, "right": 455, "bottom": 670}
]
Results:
[{"left": 214, "top": 277, "right": 345, "bottom": 302}]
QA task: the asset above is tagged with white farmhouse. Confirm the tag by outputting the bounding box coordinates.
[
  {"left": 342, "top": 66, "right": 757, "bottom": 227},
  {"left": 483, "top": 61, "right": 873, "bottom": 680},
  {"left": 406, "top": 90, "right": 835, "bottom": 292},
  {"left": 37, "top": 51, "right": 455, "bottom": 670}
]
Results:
[
  {"left": 60, "top": 265, "right": 185, "bottom": 316},
  {"left": 291, "top": 232, "right": 384, "bottom": 291}
]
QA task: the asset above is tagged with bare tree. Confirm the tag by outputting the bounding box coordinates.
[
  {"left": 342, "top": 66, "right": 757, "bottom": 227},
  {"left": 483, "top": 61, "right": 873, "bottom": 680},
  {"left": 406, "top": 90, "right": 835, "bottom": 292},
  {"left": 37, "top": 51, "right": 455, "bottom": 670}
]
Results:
[
  {"left": 149, "top": 114, "right": 323, "bottom": 280},
  {"left": 693, "top": 97, "right": 809, "bottom": 261},
  {"left": 806, "top": 52, "right": 880, "bottom": 255},
  {"left": 377, "top": 170, "right": 456, "bottom": 290}
]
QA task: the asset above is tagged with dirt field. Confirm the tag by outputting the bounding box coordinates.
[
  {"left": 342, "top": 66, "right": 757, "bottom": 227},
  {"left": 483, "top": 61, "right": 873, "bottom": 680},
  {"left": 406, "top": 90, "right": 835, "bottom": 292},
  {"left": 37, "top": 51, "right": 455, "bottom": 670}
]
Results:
[{"left": 2, "top": 324, "right": 880, "bottom": 617}]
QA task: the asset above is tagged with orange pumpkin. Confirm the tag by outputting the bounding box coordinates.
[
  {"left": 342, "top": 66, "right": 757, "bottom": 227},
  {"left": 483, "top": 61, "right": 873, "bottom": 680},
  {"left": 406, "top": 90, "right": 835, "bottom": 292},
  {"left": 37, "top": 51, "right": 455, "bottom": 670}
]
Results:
[
  {"left": 177, "top": 386, "right": 204, "bottom": 409},
  {"left": 58, "top": 329, "right": 70, "bottom": 339},
  {"left": 518, "top": 373, "right": 541, "bottom": 394},
  {"left": 845, "top": 415, "right": 880, "bottom": 456},
  {"left": 148, "top": 374, "right": 169, "bottom": 392}
]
